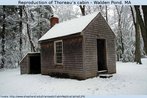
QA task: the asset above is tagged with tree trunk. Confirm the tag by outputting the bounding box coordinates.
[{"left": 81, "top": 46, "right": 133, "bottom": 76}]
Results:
[
  {"left": 39, "top": 6, "right": 43, "bottom": 39},
  {"left": 134, "top": 21, "right": 142, "bottom": 64},
  {"left": 130, "top": 6, "right": 142, "bottom": 64},
  {"left": 115, "top": 6, "right": 124, "bottom": 59},
  {"left": 1, "top": 6, "right": 6, "bottom": 68},
  {"left": 135, "top": 6, "right": 147, "bottom": 54},
  {"left": 26, "top": 24, "right": 36, "bottom": 52},
  {"left": 19, "top": 6, "right": 23, "bottom": 58},
  {"left": 142, "top": 6, "right": 147, "bottom": 54},
  {"left": 105, "top": 6, "right": 108, "bottom": 22},
  {"left": 79, "top": 5, "right": 85, "bottom": 16},
  {"left": 23, "top": 6, "right": 36, "bottom": 52}
]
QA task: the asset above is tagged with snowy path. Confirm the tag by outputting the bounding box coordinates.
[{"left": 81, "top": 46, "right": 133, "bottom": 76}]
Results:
[{"left": 0, "top": 58, "right": 147, "bottom": 95}]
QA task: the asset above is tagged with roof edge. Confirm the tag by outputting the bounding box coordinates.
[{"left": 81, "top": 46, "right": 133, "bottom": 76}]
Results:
[{"left": 39, "top": 32, "right": 81, "bottom": 43}]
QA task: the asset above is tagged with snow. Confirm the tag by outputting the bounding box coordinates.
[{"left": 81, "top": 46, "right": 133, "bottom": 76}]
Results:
[
  {"left": 39, "top": 12, "right": 99, "bottom": 41},
  {"left": 0, "top": 58, "right": 147, "bottom": 95}
]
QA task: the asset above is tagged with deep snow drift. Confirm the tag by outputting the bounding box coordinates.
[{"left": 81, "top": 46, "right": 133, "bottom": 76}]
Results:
[{"left": 0, "top": 58, "right": 147, "bottom": 95}]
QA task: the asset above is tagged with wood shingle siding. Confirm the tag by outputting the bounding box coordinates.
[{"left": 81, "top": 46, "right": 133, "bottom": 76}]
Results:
[
  {"left": 40, "top": 36, "right": 85, "bottom": 79},
  {"left": 83, "top": 13, "right": 116, "bottom": 78}
]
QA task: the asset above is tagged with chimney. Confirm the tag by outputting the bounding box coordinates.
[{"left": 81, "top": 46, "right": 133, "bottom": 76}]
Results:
[{"left": 50, "top": 15, "right": 59, "bottom": 28}]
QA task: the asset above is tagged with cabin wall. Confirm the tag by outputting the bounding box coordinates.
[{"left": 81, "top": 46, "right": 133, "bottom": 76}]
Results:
[
  {"left": 40, "top": 36, "right": 85, "bottom": 79},
  {"left": 63, "top": 36, "right": 84, "bottom": 75},
  {"left": 41, "top": 41, "right": 54, "bottom": 75},
  {"left": 83, "top": 14, "right": 116, "bottom": 78},
  {"left": 20, "top": 55, "right": 29, "bottom": 74}
]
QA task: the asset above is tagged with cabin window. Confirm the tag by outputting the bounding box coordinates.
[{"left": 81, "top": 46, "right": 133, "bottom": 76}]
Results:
[{"left": 54, "top": 40, "right": 63, "bottom": 64}]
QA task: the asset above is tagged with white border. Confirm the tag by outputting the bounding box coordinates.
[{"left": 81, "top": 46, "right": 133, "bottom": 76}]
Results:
[{"left": 0, "top": 0, "right": 147, "bottom": 5}]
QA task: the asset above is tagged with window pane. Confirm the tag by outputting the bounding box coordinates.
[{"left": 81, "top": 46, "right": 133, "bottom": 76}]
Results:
[{"left": 55, "top": 41, "right": 63, "bottom": 64}]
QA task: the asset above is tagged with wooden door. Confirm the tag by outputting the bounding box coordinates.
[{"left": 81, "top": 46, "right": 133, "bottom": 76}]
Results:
[{"left": 97, "top": 39, "right": 107, "bottom": 71}]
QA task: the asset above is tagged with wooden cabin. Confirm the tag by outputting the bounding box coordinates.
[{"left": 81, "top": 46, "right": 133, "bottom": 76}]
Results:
[{"left": 38, "top": 12, "right": 116, "bottom": 79}]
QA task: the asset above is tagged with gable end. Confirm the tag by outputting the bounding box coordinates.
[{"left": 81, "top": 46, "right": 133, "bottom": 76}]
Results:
[{"left": 82, "top": 12, "right": 115, "bottom": 38}]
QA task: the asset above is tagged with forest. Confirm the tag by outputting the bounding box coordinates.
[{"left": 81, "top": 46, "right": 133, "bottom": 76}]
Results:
[{"left": 0, "top": 5, "right": 147, "bottom": 68}]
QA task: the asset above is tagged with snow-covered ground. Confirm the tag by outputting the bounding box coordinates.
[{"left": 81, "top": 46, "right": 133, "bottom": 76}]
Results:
[{"left": 0, "top": 58, "right": 147, "bottom": 96}]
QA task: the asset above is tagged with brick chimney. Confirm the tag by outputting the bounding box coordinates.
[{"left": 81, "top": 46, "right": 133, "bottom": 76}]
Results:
[{"left": 50, "top": 15, "right": 59, "bottom": 28}]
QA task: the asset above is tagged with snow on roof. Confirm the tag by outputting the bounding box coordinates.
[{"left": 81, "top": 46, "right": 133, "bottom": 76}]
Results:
[
  {"left": 39, "top": 12, "right": 99, "bottom": 41},
  {"left": 53, "top": 14, "right": 59, "bottom": 18},
  {"left": 19, "top": 52, "right": 40, "bottom": 64}
]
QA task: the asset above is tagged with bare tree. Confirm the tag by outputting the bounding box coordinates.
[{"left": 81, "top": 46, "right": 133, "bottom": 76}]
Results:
[
  {"left": 141, "top": 6, "right": 147, "bottom": 54},
  {"left": 23, "top": 6, "right": 36, "bottom": 52},
  {"left": 130, "top": 6, "right": 142, "bottom": 64},
  {"left": 79, "top": 5, "right": 85, "bottom": 16},
  {"left": 18, "top": 6, "right": 23, "bottom": 58},
  {"left": 105, "top": 6, "right": 108, "bottom": 22},
  {"left": 0, "top": 6, "right": 6, "bottom": 68},
  {"left": 115, "top": 5, "right": 124, "bottom": 60}
]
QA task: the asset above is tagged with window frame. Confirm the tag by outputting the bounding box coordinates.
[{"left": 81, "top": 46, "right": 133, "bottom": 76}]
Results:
[{"left": 54, "top": 40, "right": 63, "bottom": 65}]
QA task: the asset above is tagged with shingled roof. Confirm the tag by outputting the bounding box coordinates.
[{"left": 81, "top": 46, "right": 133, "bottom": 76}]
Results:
[{"left": 39, "top": 12, "right": 99, "bottom": 41}]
